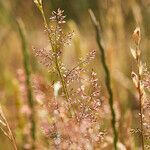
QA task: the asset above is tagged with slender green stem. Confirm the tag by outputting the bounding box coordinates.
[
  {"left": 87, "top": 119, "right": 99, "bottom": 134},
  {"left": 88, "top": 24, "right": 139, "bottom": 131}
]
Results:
[
  {"left": 89, "top": 9, "right": 118, "bottom": 150},
  {"left": 55, "top": 55, "right": 70, "bottom": 100},
  {"left": 17, "top": 19, "right": 36, "bottom": 149},
  {"left": 66, "top": 59, "right": 87, "bottom": 78}
]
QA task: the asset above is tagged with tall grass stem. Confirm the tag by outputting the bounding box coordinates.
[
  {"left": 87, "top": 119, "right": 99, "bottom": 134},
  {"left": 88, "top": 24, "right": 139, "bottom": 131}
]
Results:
[
  {"left": 89, "top": 9, "right": 118, "bottom": 150},
  {"left": 17, "top": 19, "right": 36, "bottom": 149}
]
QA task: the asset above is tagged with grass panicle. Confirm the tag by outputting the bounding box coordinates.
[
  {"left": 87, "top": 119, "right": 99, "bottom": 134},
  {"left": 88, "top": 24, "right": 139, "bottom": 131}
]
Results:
[
  {"left": 130, "top": 27, "right": 147, "bottom": 150},
  {"left": 34, "top": 0, "right": 70, "bottom": 103}
]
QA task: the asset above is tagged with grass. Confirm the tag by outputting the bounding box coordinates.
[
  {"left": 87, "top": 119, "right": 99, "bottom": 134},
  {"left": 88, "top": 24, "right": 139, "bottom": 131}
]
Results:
[
  {"left": 0, "top": 0, "right": 150, "bottom": 149},
  {"left": 89, "top": 9, "right": 118, "bottom": 150},
  {"left": 0, "top": 105, "right": 17, "bottom": 150},
  {"left": 17, "top": 19, "right": 36, "bottom": 149}
]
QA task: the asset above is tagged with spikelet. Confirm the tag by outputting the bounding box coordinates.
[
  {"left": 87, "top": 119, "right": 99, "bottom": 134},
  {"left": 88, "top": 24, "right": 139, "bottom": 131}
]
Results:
[
  {"left": 47, "top": 8, "right": 74, "bottom": 51},
  {"left": 33, "top": 47, "right": 54, "bottom": 70},
  {"left": 132, "top": 27, "right": 141, "bottom": 46}
]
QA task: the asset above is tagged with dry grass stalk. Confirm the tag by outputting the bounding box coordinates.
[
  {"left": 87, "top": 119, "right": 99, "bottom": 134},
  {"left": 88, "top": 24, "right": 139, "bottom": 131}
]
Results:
[
  {"left": 131, "top": 27, "right": 148, "bottom": 150},
  {"left": 0, "top": 105, "right": 17, "bottom": 150}
]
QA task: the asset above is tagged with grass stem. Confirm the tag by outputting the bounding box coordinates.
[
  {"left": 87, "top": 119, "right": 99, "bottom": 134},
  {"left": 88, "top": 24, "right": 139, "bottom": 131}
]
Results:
[
  {"left": 34, "top": 1, "right": 73, "bottom": 115},
  {"left": 89, "top": 9, "right": 118, "bottom": 150},
  {"left": 17, "top": 19, "right": 36, "bottom": 149}
]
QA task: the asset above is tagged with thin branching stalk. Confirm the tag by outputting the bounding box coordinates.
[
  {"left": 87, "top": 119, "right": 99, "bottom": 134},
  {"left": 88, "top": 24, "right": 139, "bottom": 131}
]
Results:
[
  {"left": 0, "top": 105, "right": 18, "bottom": 150},
  {"left": 17, "top": 19, "right": 36, "bottom": 149},
  {"left": 66, "top": 59, "right": 87, "bottom": 78},
  {"left": 89, "top": 9, "right": 118, "bottom": 150},
  {"left": 34, "top": 1, "right": 70, "bottom": 104}
]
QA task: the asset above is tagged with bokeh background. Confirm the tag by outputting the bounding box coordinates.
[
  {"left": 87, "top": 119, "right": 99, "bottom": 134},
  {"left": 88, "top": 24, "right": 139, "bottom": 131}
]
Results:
[{"left": 0, "top": 0, "right": 150, "bottom": 149}]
